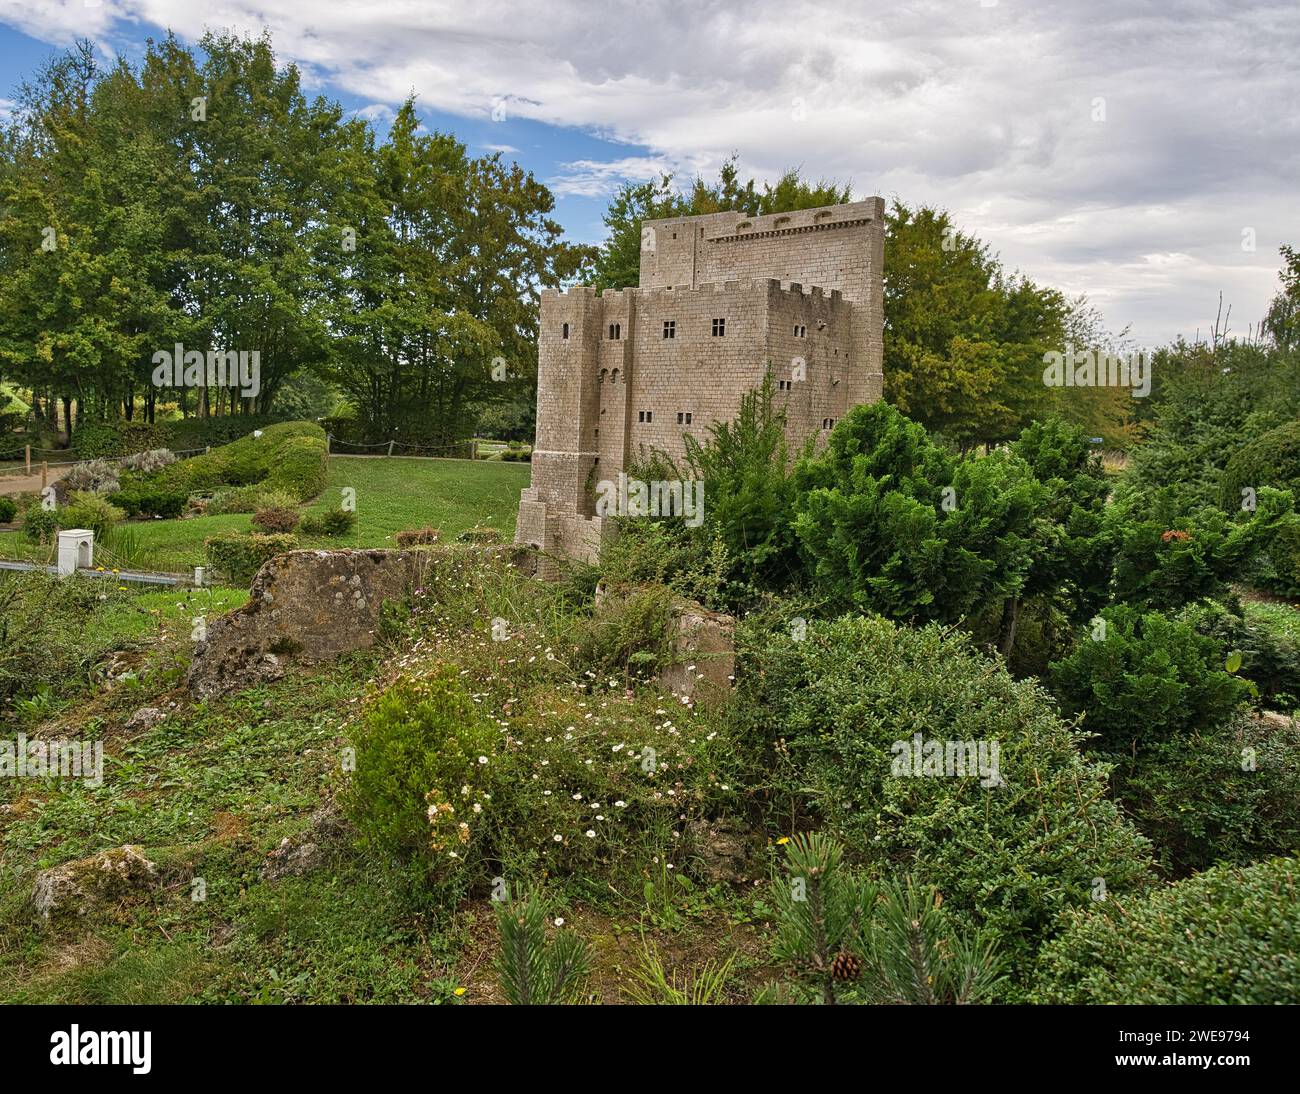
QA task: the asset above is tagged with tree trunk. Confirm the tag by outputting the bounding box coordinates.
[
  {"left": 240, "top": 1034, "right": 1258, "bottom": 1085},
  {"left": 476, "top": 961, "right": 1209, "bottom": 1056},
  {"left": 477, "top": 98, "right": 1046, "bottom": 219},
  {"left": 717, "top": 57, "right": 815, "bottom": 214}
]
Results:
[{"left": 999, "top": 597, "right": 1022, "bottom": 660}]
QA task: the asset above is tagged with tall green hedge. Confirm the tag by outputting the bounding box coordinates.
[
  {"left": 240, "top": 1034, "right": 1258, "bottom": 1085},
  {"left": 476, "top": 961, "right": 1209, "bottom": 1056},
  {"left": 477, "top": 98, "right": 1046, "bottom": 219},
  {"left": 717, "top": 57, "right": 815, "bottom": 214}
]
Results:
[
  {"left": 1032, "top": 856, "right": 1300, "bottom": 1003},
  {"left": 72, "top": 415, "right": 292, "bottom": 459}
]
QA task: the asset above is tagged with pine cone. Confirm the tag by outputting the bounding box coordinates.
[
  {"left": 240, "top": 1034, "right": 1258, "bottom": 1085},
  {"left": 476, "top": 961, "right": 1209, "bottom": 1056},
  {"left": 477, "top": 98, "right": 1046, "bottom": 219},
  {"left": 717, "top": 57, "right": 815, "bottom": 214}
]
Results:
[{"left": 830, "top": 950, "right": 861, "bottom": 982}]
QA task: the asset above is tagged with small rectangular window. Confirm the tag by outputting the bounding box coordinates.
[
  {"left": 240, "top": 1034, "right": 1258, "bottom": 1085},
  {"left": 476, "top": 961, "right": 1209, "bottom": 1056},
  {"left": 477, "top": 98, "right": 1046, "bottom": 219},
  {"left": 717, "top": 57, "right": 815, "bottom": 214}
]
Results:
[
  {"left": 663, "top": 320, "right": 675, "bottom": 339},
  {"left": 676, "top": 411, "right": 694, "bottom": 426},
  {"left": 778, "top": 379, "right": 790, "bottom": 391},
  {"left": 638, "top": 410, "right": 653, "bottom": 423},
  {"left": 794, "top": 324, "right": 806, "bottom": 338},
  {"left": 562, "top": 322, "right": 570, "bottom": 340},
  {"left": 712, "top": 318, "right": 726, "bottom": 337}
]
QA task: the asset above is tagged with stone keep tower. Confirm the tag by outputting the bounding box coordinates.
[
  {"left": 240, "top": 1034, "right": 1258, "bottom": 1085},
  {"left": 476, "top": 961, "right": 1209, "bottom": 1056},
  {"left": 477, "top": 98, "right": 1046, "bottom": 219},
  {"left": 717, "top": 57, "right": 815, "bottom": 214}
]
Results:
[{"left": 515, "top": 197, "right": 886, "bottom": 563}]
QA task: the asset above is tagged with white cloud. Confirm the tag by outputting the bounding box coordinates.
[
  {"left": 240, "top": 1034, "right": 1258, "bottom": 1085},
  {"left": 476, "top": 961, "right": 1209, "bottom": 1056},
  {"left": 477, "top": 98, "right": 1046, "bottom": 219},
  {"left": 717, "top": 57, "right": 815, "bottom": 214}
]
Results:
[
  {"left": 2, "top": 0, "right": 1296, "bottom": 344},
  {"left": 352, "top": 102, "right": 394, "bottom": 124},
  {"left": 549, "top": 155, "right": 678, "bottom": 198}
]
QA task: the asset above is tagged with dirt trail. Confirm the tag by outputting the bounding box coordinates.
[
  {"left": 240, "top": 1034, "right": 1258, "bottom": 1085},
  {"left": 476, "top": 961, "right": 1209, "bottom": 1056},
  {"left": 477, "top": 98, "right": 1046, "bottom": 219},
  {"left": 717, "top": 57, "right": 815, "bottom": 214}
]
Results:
[{"left": 0, "top": 466, "right": 69, "bottom": 497}]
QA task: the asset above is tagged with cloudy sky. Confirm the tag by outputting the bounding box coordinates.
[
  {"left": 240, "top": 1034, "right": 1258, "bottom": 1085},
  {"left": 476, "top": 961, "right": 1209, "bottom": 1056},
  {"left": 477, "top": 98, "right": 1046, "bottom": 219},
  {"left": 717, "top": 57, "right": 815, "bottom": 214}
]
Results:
[{"left": 1, "top": 0, "right": 1296, "bottom": 347}]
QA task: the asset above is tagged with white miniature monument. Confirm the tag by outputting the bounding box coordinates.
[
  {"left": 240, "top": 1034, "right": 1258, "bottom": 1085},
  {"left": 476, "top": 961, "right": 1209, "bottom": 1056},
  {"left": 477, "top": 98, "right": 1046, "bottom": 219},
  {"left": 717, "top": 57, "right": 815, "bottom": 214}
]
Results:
[{"left": 56, "top": 528, "right": 93, "bottom": 577}]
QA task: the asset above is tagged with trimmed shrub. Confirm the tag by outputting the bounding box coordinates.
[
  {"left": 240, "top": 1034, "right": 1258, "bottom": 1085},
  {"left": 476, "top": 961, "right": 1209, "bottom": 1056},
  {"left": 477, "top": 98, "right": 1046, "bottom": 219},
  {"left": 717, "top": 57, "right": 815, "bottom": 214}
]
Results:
[
  {"left": 456, "top": 526, "right": 500, "bottom": 545},
  {"left": 738, "top": 613, "right": 1156, "bottom": 987},
  {"left": 71, "top": 420, "right": 170, "bottom": 459},
  {"left": 0, "top": 497, "right": 16, "bottom": 523},
  {"left": 203, "top": 531, "right": 297, "bottom": 584},
  {"left": 1220, "top": 418, "right": 1300, "bottom": 510},
  {"left": 72, "top": 414, "right": 290, "bottom": 459},
  {"left": 61, "top": 459, "right": 120, "bottom": 496},
  {"left": 395, "top": 527, "right": 440, "bottom": 547},
  {"left": 60, "top": 492, "right": 125, "bottom": 541},
  {"left": 205, "top": 486, "right": 262, "bottom": 514},
  {"left": 251, "top": 506, "right": 299, "bottom": 534},
  {"left": 139, "top": 422, "right": 328, "bottom": 505},
  {"left": 1032, "top": 856, "right": 1300, "bottom": 1004},
  {"left": 301, "top": 507, "right": 356, "bottom": 536},
  {"left": 110, "top": 480, "right": 188, "bottom": 518}
]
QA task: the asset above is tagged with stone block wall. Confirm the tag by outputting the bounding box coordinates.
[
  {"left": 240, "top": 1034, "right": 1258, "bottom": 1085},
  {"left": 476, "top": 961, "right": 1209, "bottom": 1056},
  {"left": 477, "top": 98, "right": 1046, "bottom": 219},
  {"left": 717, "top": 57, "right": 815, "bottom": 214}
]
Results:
[{"left": 518, "top": 199, "right": 886, "bottom": 564}]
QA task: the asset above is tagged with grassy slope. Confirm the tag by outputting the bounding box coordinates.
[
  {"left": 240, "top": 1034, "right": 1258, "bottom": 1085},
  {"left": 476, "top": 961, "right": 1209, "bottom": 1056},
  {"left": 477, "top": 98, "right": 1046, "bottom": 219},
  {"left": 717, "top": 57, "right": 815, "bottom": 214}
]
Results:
[
  {"left": 0, "top": 569, "right": 769, "bottom": 1005},
  {"left": 0, "top": 456, "right": 530, "bottom": 576}
]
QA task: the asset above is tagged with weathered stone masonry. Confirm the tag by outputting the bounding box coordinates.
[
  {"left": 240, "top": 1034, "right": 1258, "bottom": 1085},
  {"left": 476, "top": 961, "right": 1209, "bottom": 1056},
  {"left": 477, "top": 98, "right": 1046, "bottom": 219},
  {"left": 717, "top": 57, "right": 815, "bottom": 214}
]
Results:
[{"left": 516, "top": 198, "right": 886, "bottom": 563}]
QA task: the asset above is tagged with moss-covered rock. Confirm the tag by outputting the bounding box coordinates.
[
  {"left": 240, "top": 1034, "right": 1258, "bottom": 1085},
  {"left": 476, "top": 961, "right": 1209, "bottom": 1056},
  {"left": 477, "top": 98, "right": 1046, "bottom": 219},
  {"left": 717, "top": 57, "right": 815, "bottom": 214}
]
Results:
[{"left": 31, "top": 845, "right": 159, "bottom": 926}]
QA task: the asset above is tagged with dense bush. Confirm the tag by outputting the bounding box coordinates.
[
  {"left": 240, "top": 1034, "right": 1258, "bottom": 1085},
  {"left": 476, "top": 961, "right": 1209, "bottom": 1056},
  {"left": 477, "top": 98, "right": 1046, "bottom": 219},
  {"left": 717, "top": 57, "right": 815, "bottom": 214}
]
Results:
[
  {"left": 456, "top": 526, "right": 500, "bottom": 544},
  {"left": 1119, "top": 341, "right": 1300, "bottom": 510},
  {"left": 71, "top": 420, "right": 170, "bottom": 460},
  {"left": 203, "top": 531, "right": 298, "bottom": 583},
  {"left": 344, "top": 664, "right": 507, "bottom": 882},
  {"left": 1032, "top": 856, "right": 1300, "bottom": 1003},
  {"left": 106, "top": 480, "right": 188, "bottom": 519},
  {"left": 1105, "top": 716, "right": 1300, "bottom": 876},
  {"left": 1220, "top": 418, "right": 1300, "bottom": 509},
  {"left": 596, "top": 518, "right": 731, "bottom": 611},
  {"left": 300, "top": 507, "right": 356, "bottom": 536},
  {"left": 1106, "top": 485, "right": 1294, "bottom": 612},
  {"left": 791, "top": 402, "right": 1045, "bottom": 625},
  {"left": 1050, "top": 602, "right": 1299, "bottom": 875},
  {"left": 61, "top": 458, "right": 121, "bottom": 496},
  {"left": 1181, "top": 598, "right": 1300, "bottom": 711},
  {"left": 131, "top": 422, "right": 328, "bottom": 508},
  {"left": 682, "top": 376, "right": 802, "bottom": 590},
  {"left": 21, "top": 502, "right": 58, "bottom": 544},
  {"left": 575, "top": 584, "right": 677, "bottom": 679},
  {"left": 738, "top": 614, "right": 1155, "bottom": 986},
  {"left": 251, "top": 506, "right": 300, "bottom": 534},
  {"left": 0, "top": 497, "right": 15, "bottom": 523},
  {"left": 60, "top": 491, "right": 125, "bottom": 541},
  {"left": 0, "top": 572, "right": 128, "bottom": 716},
  {"left": 1049, "top": 605, "right": 1250, "bottom": 753},
  {"left": 1007, "top": 418, "right": 1114, "bottom": 631}
]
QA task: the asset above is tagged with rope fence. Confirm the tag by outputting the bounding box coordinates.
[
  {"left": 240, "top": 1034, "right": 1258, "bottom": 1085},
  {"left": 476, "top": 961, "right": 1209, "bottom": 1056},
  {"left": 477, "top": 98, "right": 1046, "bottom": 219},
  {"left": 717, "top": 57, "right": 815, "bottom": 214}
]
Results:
[
  {"left": 326, "top": 434, "right": 478, "bottom": 459},
  {"left": 0, "top": 445, "right": 213, "bottom": 473}
]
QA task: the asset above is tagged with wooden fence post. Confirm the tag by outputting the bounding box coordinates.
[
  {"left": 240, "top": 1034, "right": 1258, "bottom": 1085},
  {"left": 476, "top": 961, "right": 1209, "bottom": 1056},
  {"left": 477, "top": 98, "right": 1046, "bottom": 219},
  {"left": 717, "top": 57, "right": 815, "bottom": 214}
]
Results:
[
  {"left": 25, "top": 445, "right": 31, "bottom": 474},
  {"left": 41, "top": 461, "right": 48, "bottom": 490},
  {"left": 387, "top": 440, "right": 395, "bottom": 457}
]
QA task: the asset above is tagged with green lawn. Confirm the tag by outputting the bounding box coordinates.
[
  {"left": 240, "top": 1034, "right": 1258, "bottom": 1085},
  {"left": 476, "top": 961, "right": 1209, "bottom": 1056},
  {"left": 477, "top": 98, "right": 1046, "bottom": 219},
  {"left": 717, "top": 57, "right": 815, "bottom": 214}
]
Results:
[{"left": 0, "top": 455, "right": 530, "bottom": 578}]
